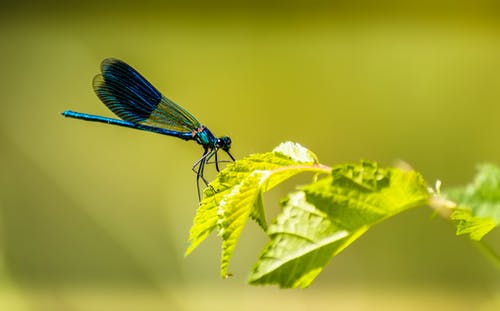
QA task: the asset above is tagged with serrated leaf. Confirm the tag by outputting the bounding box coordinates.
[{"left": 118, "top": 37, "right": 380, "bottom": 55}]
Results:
[
  {"left": 250, "top": 192, "right": 266, "bottom": 230},
  {"left": 273, "top": 141, "right": 318, "bottom": 163},
  {"left": 186, "top": 142, "right": 329, "bottom": 277},
  {"left": 249, "top": 191, "right": 368, "bottom": 288},
  {"left": 450, "top": 209, "right": 496, "bottom": 241},
  {"left": 446, "top": 164, "right": 500, "bottom": 240},
  {"left": 249, "top": 161, "right": 429, "bottom": 288}
]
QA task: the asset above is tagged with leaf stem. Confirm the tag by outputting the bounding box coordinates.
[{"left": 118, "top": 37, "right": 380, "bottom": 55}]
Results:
[
  {"left": 428, "top": 194, "right": 500, "bottom": 269},
  {"left": 472, "top": 240, "right": 500, "bottom": 270}
]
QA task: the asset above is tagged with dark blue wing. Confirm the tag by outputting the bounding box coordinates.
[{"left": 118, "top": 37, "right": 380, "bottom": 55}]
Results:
[{"left": 93, "top": 58, "right": 201, "bottom": 132}]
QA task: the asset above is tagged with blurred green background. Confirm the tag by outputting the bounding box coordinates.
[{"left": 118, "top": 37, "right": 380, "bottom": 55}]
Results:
[{"left": 1, "top": 1, "right": 499, "bottom": 310}]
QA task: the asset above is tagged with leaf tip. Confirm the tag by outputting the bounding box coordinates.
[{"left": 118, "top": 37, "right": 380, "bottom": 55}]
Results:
[{"left": 273, "top": 141, "right": 318, "bottom": 164}]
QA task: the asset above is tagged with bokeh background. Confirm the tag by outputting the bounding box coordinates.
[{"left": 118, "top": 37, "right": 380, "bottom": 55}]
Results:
[{"left": 1, "top": 1, "right": 499, "bottom": 310}]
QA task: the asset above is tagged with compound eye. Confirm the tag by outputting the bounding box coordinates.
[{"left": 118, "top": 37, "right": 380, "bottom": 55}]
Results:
[{"left": 218, "top": 136, "right": 231, "bottom": 150}]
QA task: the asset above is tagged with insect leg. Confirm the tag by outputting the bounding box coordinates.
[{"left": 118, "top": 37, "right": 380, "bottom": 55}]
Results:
[{"left": 193, "top": 148, "right": 210, "bottom": 201}]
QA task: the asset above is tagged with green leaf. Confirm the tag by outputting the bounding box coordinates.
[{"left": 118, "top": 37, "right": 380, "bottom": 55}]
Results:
[
  {"left": 446, "top": 164, "right": 500, "bottom": 240},
  {"left": 273, "top": 141, "right": 319, "bottom": 163},
  {"left": 450, "top": 209, "right": 496, "bottom": 241},
  {"left": 185, "top": 142, "right": 330, "bottom": 277},
  {"left": 249, "top": 161, "right": 429, "bottom": 288},
  {"left": 249, "top": 191, "right": 368, "bottom": 288}
]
